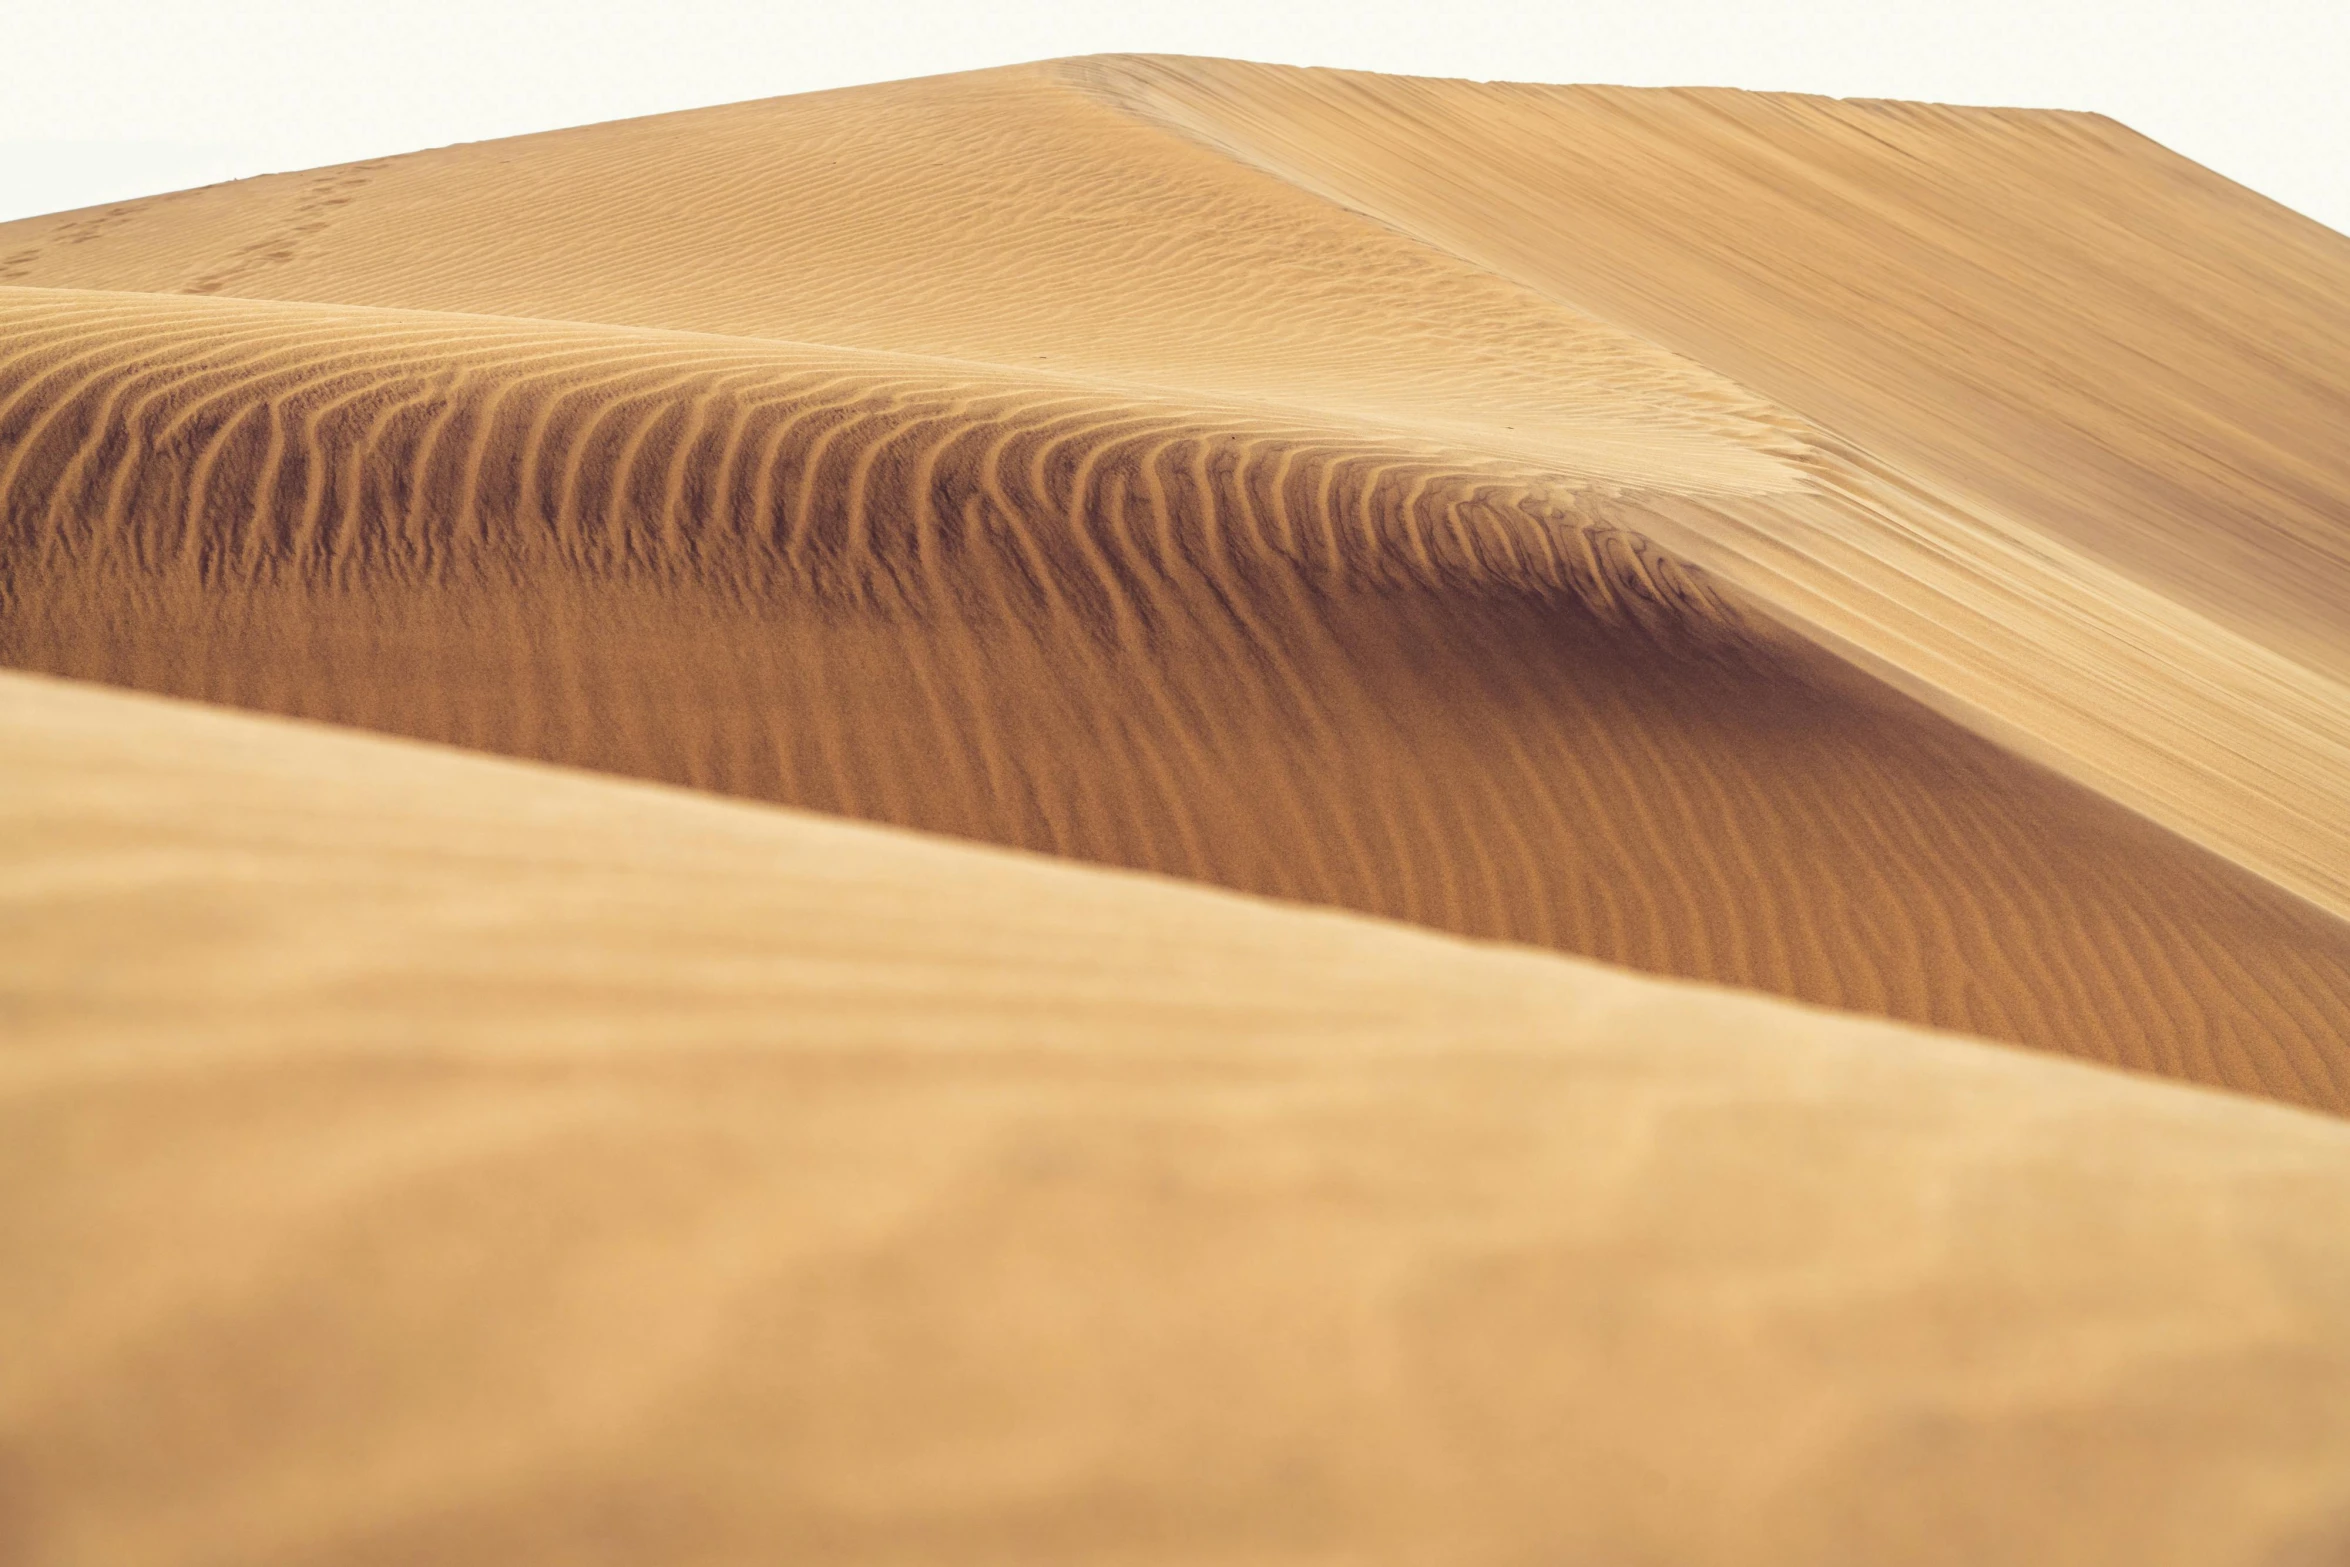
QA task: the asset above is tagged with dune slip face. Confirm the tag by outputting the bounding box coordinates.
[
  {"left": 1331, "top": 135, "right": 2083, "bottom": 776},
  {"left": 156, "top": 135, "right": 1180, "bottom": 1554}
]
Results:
[{"left": 8, "top": 670, "right": 2350, "bottom": 1567}]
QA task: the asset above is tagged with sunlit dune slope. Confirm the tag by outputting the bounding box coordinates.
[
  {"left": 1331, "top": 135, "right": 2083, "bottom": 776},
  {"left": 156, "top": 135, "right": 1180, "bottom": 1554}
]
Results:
[
  {"left": 8, "top": 669, "right": 2350, "bottom": 1567},
  {"left": 1091, "top": 57, "right": 2350, "bottom": 923},
  {"left": 7, "top": 285, "right": 2350, "bottom": 1110},
  {"left": 6, "top": 57, "right": 2350, "bottom": 929},
  {"left": 0, "top": 62, "right": 1799, "bottom": 468},
  {"left": 1096, "top": 58, "right": 2350, "bottom": 683}
]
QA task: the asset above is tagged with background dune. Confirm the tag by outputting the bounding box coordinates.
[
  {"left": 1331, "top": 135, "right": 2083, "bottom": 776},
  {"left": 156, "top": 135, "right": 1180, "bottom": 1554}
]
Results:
[
  {"left": 6, "top": 58, "right": 2350, "bottom": 933},
  {"left": 8, "top": 669, "right": 2350, "bottom": 1567}
]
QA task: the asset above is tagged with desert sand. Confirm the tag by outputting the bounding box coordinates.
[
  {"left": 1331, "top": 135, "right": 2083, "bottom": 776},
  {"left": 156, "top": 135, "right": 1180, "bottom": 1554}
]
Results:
[
  {"left": 5, "top": 55, "right": 2350, "bottom": 1565},
  {"left": 9, "top": 668, "right": 2350, "bottom": 1566}
]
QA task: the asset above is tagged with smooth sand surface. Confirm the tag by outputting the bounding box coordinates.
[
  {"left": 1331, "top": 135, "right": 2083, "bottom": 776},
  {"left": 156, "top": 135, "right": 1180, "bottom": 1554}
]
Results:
[
  {"left": 8, "top": 669, "right": 2350, "bottom": 1567},
  {"left": 7, "top": 55, "right": 2350, "bottom": 1564}
]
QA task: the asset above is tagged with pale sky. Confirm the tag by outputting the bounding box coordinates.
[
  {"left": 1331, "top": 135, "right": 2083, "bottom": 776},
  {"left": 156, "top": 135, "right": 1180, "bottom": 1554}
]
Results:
[{"left": 4, "top": 0, "right": 2346, "bottom": 235}]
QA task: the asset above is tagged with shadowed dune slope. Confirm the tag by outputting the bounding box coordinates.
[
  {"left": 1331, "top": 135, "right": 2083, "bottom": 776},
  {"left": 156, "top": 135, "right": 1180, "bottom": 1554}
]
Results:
[
  {"left": 6, "top": 286, "right": 2350, "bottom": 1111},
  {"left": 8, "top": 670, "right": 2350, "bottom": 1567}
]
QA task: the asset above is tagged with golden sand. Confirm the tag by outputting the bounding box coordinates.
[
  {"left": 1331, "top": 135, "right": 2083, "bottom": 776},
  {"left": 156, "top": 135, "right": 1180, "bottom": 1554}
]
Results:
[{"left": 6, "top": 57, "right": 2350, "bottom": 1564}]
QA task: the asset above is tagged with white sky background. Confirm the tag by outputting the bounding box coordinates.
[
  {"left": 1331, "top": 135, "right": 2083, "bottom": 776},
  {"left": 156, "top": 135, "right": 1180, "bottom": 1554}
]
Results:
[{"left": 3, "top": 0, "right": 2346, "bottom": 235}]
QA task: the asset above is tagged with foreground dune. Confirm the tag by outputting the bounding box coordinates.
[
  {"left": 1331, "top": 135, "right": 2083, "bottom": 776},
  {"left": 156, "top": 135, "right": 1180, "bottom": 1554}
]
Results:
[{"left": 7, "top": 669, "right": 2350, "bottom": 1566}]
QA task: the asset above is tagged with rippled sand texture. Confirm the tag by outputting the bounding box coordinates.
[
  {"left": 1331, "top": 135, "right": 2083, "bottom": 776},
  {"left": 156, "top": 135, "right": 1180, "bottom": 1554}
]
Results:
[
  {"left": 6, "top": 284, "right": 2350, "bottom": 1107},
  {"left": 10, "top": 670, "right": 2350, "bottom": 1567}
]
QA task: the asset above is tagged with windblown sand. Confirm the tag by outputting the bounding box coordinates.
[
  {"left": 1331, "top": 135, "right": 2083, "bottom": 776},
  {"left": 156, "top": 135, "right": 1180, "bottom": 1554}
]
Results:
[{"left": 5, "top": 55, "right": 2350, "bottom": 1566}]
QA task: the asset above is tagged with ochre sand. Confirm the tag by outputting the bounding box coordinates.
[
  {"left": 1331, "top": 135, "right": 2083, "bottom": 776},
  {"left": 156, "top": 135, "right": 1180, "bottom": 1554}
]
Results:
[
  {"left": 7, "top": 54, "right": 2350, "bottom": 1563},
  {"left": 8, "top": 669, "right": 2350, "bottom": 1566}
]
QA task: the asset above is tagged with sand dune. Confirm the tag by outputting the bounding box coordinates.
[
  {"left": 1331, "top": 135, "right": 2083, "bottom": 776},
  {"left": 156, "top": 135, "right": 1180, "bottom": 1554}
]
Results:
[
  {"left": 8, "top": 669, "right": 2350, "bottom": 1567},
  {"left": 7, "top": 59, "right": 2350, "bottom": 932},
  {"left": 5, "top": 284, "right": 2349, "bottom": 1107},
  {"left": 8, "top": 53, "right": 2350, "bottom": 1565}
]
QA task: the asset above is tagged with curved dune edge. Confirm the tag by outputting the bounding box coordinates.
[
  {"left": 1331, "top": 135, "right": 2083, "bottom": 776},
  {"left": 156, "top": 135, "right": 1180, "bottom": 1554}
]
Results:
[
  {"left": 7, "top": 285, "right": 2350, "bottom": 1110},
  {"left": 5, "top": 668, "right": 2350, "bottom": 1567}
]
